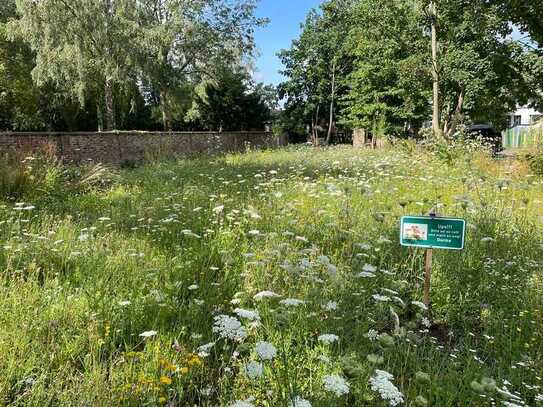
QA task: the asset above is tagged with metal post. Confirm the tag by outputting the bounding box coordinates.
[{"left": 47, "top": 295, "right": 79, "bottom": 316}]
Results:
[{"left": 424, "top": 248, "right": 433, "bottom": 308}]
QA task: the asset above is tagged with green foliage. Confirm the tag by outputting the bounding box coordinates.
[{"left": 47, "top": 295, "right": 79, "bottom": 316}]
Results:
[
  {"left": 3, "top": 0, "right": 266, "bottom": 131},
  {"left": 279, "top": 0, "right": 542, "bottom": 139},
  {"left": 526, "top": 150, "right": 543, "bottom": 176},
  {"left": 340, "top": 0, "right": 430, "bottom": 135},
  {"left": 193, "top": 67, "right": 274, "bottom": 131}
]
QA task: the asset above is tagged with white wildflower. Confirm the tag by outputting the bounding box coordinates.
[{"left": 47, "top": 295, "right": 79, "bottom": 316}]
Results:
[
  {"left": 365, "top": 329, "right": 379, "bottom": 341},
  {"left": 363, "top": 264, "right": 377, "bottom": 272},
  {"left": 212, "top": 315, "right": 247, "bottom": 342},
  {"left": 318, "top": 334, "right": 339, "bottom": 344},
  {"left": 322, "top": 301, "right": 338, "bottom": 311},
  {"left": 290, "top": 396, "right": 312, "bottom": 407},
  {"left": 213, "top": 205, "right": 224, "bottom": 214},
  {"left": 255, "top": 341, "right": 277, "bottom": 360},
  {"left": 323, "top": 374, "right": 350, "bottom": 397},
  {"left": 196, "top": 342, "right": 216, "bottom": 357},
  {"left": 369, "top": 370, "right": 404, "bottom": 406},
  {"left": 411, "top": 301, "right": 428, "bottom": 311},
  {"left": 357, "top": 271, "right": 376, "bottom": 278},
  {"left": 230, "top": 400, "right": 254, "bottom": 407},
  {"left": 139, "top": 330, "right": 158, "bottom": 338},
  {"left": 234, "top": 308, "right": 261, "bottom": 321},
  {"left": 421, "top": 317, "right": 431, "bottom": 328},
  {"left": 254, "top": 290, "right": 281, "bottom": 300},
  {"left": 188, "top": 284, "right": 199, "bottom": 290},
  {"left": 280, "top": 298, "right": 305, "bottom": 307},
  {"left": 245, "top": 361, "right": 264, "bottom": 379}
]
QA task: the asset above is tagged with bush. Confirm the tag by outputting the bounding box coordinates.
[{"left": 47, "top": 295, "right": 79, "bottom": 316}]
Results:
[{"left": 526, "top": 150, "right": 543, "bottom": 176}]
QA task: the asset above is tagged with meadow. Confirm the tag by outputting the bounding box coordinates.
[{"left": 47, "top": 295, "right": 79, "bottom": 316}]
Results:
[{"left": 0, "top": 143, "right": 542, "bottom": 406}]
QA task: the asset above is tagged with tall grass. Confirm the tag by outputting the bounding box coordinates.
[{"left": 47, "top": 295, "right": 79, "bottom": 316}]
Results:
[{"left": 0, "top": 144, "right": 542, "bottom": 406}]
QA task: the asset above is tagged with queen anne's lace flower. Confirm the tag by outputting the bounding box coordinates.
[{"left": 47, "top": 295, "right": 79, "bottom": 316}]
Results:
[
  {"left": 322, "top": 301, "right": 338, "bottom": 311},
  {"left": 234, "top": 308, "right": 260, "bottom": 321},
  {"left": 230, "top": 400, "right": 254, "bottom": 407},
  {"left": 323, "top": 374, "right": 350, "bottom": 396},
  {"left": 196, "top": 342, "right": 215, "bottom": 357},
  {"left": 255, "top": 341, "right": 277, "bottom": 360},
  {"left": 280, "top": 298, "right": 305, "bottom": 307},
  {"left": 318, "top": 334, "right": 339, "bottom": 344},
  {"left": 365, "top": 329, "right": 379, "bottom": 341},
  {"left": 212, "top": 315, "right": 247, "bottom": 341},
  {"left": 369, "top": 370, "right": 404, "bottom": 406},
  {"left": 253, "top": 290, "right": 281, "bottom": 300},
  {"left": 290, "top": 395, "right": 312, "bottom": 407},
  {"left": 411, "top": 301, "right": 428, "bottom": 311},
  {"left": 245, "top": 361, "right": 263, "bottom": 379}
]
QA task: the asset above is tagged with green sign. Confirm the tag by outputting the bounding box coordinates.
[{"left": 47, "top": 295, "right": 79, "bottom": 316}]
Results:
[{"left": 400, "top": 216, "right": 466, "bottom": 250}]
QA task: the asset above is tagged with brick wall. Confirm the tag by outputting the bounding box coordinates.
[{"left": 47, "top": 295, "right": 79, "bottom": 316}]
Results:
[{"left": 0, "top": 131, "right": 287, "bottom": 165}]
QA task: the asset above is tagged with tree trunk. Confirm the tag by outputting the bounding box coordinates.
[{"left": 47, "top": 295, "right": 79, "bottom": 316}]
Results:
[
  {"left": 97, "top": 101, "right": 104, "bottom": 132},
  {"left": 313, "top": 104, "right": 321, "bottom": 145},
  {"left": 430, "top": 1, "right": 441, "bottom": 138},
  {"left": 104, "top": 78, "right": 116, "bottom": 130},
  {"left": 444, "top": 88, "right": 465, "bottom": 138},
  {"left": 160, "top": 90, "right": 172, "bottom": 131},
  {"left": 326, "top": 60, "right": 337, "bottom": 145}
]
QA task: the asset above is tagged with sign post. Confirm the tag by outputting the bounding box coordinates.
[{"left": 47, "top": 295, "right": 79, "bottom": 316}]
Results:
[{"left": 400, "top": 215, "right": 466, "bottom": 307}]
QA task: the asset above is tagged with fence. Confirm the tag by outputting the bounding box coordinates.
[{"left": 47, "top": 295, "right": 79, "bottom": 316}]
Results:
[
  {"left": 502, "top": 126, "right": 543, "bottom": 148},
  {"left": 0, "top": 131, "right": 287, "bottom": 165}
]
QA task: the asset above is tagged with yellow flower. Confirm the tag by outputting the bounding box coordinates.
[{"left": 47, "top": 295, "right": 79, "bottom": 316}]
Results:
[
  {"left": 179, "top": 367, "right": 189, "bottom": 374},
  {"left": 159, "top": 397, "right": 167, "bottom": 404},
  {"left": 160, "top": 376, "right": 172, "bottom": 385}
]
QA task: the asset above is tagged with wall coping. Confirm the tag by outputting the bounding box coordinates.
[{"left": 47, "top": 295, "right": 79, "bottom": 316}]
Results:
[{"left": 0, "top": 131, "right": 272, "bottom": 137}]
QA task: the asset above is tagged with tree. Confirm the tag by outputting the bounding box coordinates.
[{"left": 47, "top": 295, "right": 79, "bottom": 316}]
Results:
[
  {"left": 279, "top": 0, "right": 353, "bottom": 144},
  {"left": 434, "top": 0, "right": 534, "bottom": 135},
  {"left": 193, "top": 66, "right": 273, "bottom": 132},
  {"left": 340, "top": 0, "right": 431, "bottom": 136},
  {"left": 124, "top": 0, "right": 265, "bottom": 131},
  {"left": 8, "top": 0, "right": 138, "bottom": 130}
]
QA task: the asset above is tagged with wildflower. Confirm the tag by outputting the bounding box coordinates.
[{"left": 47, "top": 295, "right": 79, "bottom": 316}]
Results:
[
  {"left": 279, "top": 298, "right": 305, "bottom": 307},
  {"left": 212, "top": 315, "right": 247, "bottom": 342},
  {"left": 318, "top": 334, "right": 339, "bottom": 344},
  {"left": 118, "top": 300, "right": 131, "bottom": 306},
  {"left": 372, "top": 294, "right": 391, "bottom": 302},
  {"left": 421, "top": 317, "right": 431, "bottom": 328},
  {"left": 245, "top": 361, "right": 264, "bottom": 379},
  {"left": 323, "top": 374, "right": 350, "bottom": 397},
  {"left": 139, "top": 330, "right": 158, "bottom": 338},
  {"left": 411, "top": 301, "right": 428, "bottom": 311},
  {"left": 254, "top": 290, "right": 281, "bottom": 300},
  {"left": 188, "top": 284, "right": 199, "bottom": 290},
  {"left": 290, "top": 396, "right": 312, "bottom": 407},
  {"left": 365, "top": 329, "right": 379, "bottom": 341},
  {"left": 230, "top": 400, "right": 255, "bottom": 407},
  {"left": 255, "top": 341, "right": 277, "bottom": 360},
  {"left": 362, "top": 264, "right": 377, "bottom": 273},
  {"left": 213, "top": 205, "right": 224, "bottom": 214},
  {"left": 414, "top": 395, "right": 428, "bottom": 406},
  {"left": 369, "top": 370, "right": 404, "bottom": 406},
  {"left": 234, "top": 308, "right": 260, "bottom": 321},
  {"left": 322, "top": 301, "right": 338, "bottom": 311},
  {"left": 160, "top": 376, "right": 172, "bottom": 385}
]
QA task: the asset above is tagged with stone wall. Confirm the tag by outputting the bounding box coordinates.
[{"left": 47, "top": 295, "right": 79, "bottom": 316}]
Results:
[{"left": 0, "top": 131, "right": 287, "bottom": 165}]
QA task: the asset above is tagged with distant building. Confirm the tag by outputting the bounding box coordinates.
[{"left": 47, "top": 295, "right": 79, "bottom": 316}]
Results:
[{"left": 507, "top": 105, "right": 542, "bottom": 128}]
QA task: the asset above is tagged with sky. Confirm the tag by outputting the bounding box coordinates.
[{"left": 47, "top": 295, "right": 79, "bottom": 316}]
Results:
[{"left": 253, "top": 0, "right": 324, "bottom": 86}]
